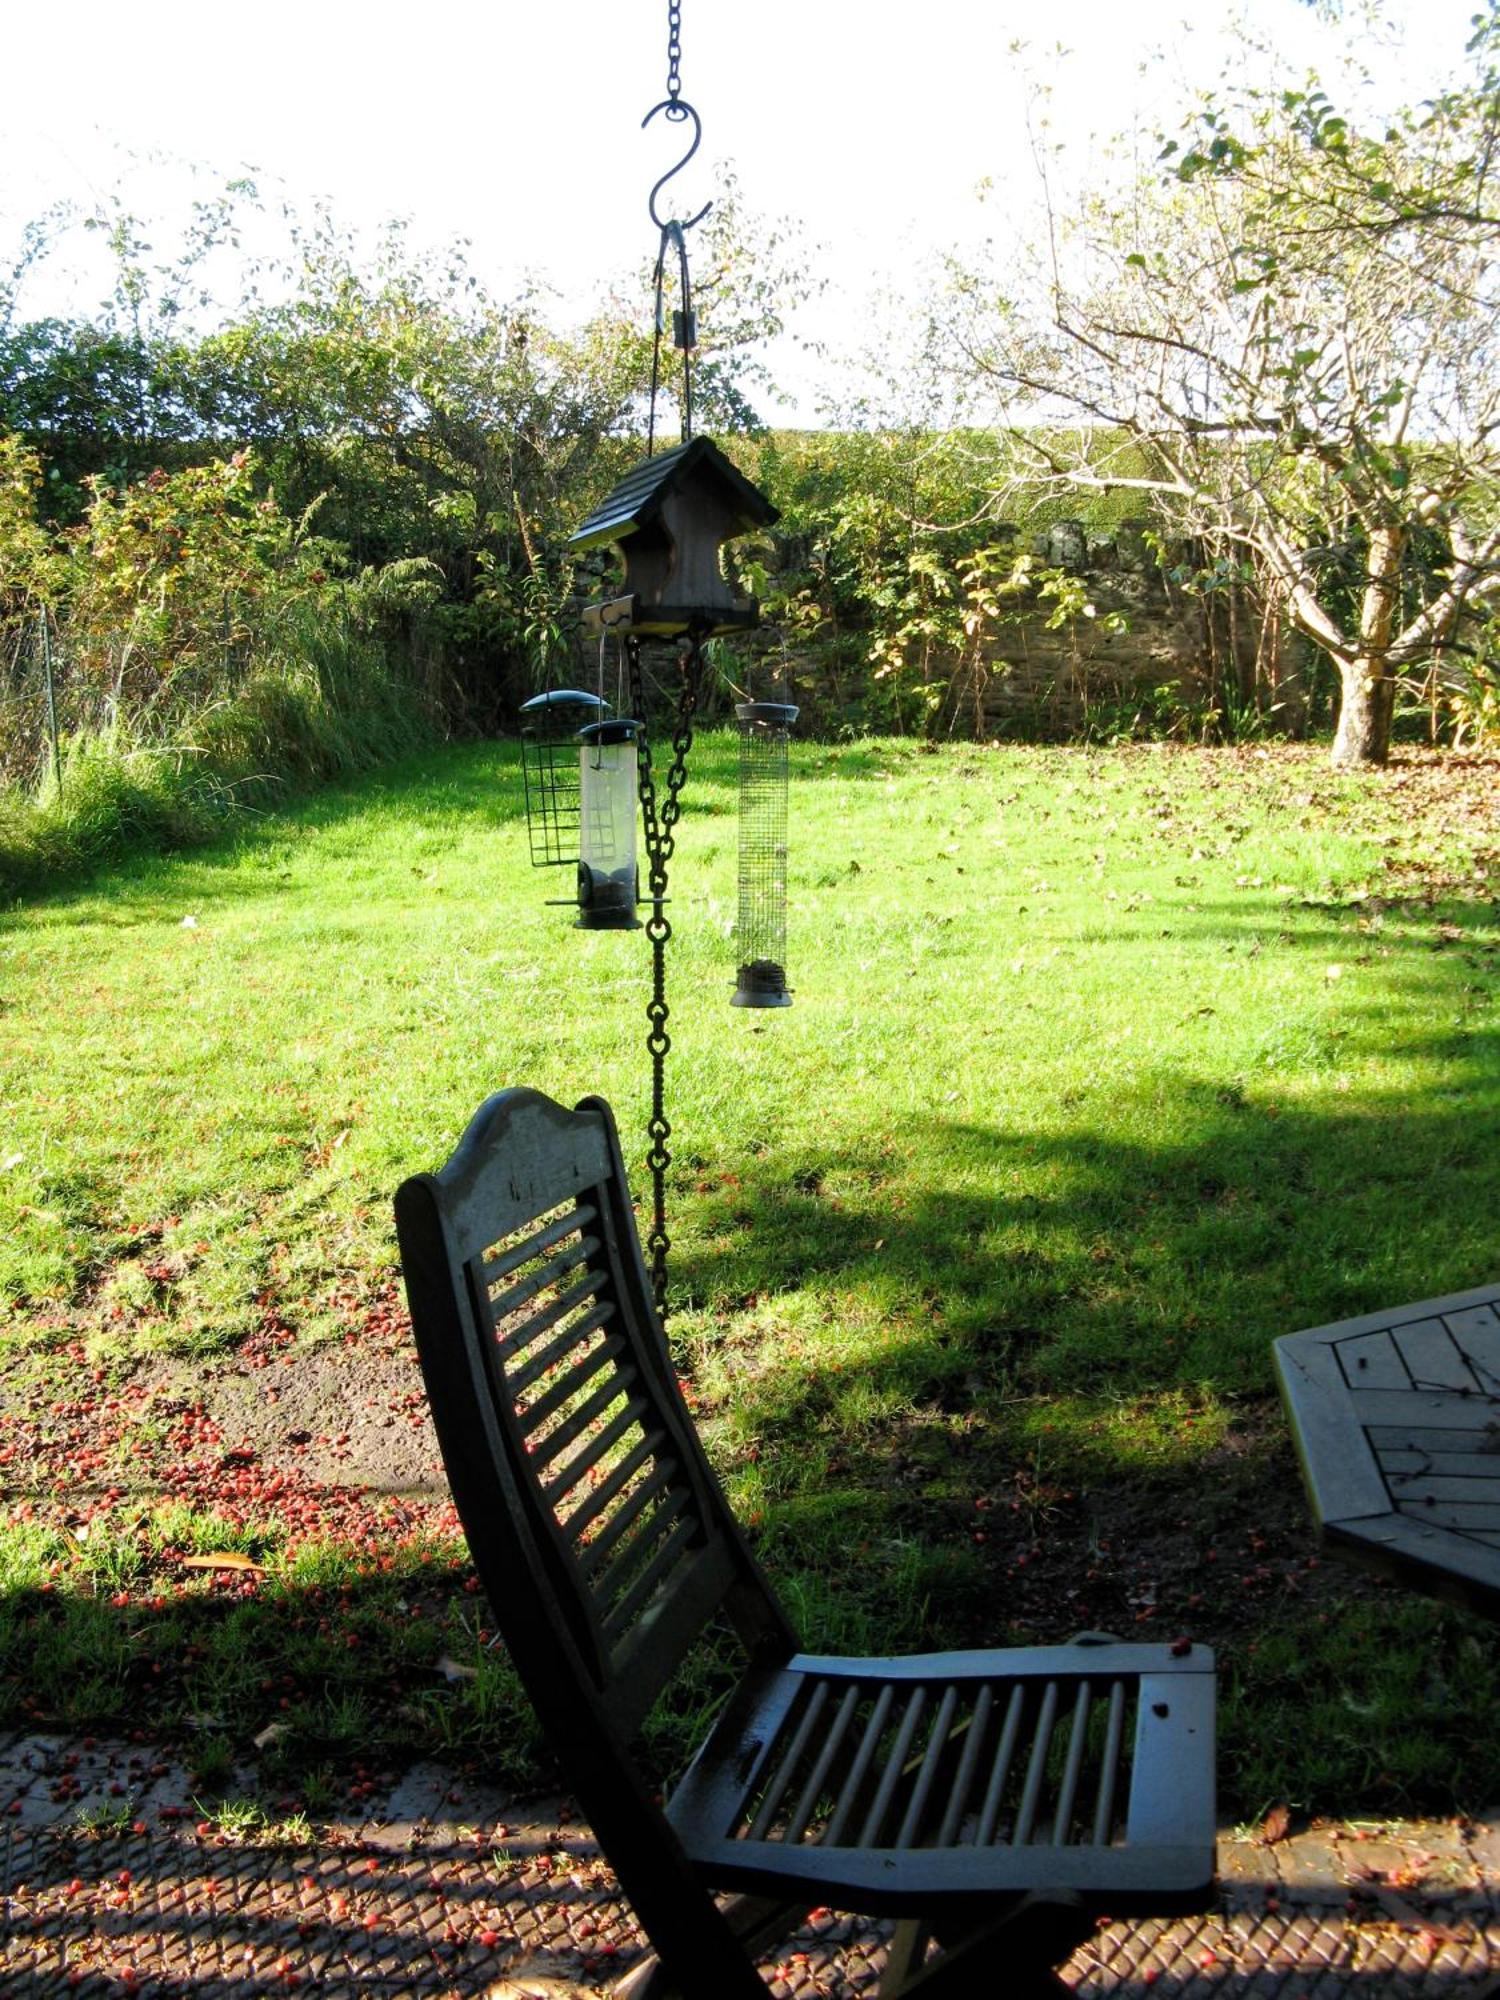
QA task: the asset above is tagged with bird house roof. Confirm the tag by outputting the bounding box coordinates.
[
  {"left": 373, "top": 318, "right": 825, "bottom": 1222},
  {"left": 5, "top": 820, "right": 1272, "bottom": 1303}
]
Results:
[{"left": 568, "top": 436, "right": 779, "bottom": 551}]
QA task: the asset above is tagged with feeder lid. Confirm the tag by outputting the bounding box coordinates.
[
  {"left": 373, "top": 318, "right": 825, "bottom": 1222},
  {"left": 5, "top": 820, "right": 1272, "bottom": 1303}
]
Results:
[
  {"left": 735, "top": 701, "right": 800, "bottom": 728},
  {"left": 569, "top": 437, "right": 779, "bottom": 552},
  {"left": 521, "top": 689, "right": 608, "bottom": 713},
  {"left": 578, "top": 718, "right": 641, "bottom": 746}
]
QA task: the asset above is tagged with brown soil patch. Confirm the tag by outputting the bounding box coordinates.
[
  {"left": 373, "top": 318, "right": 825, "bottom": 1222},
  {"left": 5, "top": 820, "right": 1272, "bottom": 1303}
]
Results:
[{"left": 174, "top": 1286, "right": 445, "bottom": 1498}]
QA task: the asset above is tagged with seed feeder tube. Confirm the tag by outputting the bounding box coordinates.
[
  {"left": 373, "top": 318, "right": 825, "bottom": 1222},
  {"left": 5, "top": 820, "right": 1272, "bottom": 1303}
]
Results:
[
  {"left": 732, "top": 700, "right": 797, "bottom": 1008},
  {"left": 576, "top": 719, "right": 642, "bottom": 929},
  {"left": 520, "top": 689, "right": 607, "bottom": 868}
]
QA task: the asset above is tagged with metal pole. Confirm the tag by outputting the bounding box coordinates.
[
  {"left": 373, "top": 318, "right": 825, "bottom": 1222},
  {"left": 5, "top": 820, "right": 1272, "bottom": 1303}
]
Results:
[{"left": 39, "top": 609, "right": 62, "bottom": 796}]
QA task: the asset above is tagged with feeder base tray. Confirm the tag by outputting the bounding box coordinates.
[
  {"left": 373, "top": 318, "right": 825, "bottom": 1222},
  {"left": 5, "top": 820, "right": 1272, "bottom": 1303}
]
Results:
[
  {"left": 732, "top": 960, "right": 792, "bottom": 1008},
  {"left": 580, "top": 594, "right": 761, "bottom": 639}
]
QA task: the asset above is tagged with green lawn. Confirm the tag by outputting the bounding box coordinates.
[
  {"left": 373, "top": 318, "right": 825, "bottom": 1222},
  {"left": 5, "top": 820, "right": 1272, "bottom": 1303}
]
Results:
[{"left": 3, "top": 736, "right": 1498, "bottom": 1817}]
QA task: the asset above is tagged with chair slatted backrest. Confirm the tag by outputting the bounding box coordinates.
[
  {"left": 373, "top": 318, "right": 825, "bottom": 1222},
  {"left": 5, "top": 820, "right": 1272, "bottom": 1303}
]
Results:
[{"left": 395, "top": 1088, "right": 795, "bottom": 1744}]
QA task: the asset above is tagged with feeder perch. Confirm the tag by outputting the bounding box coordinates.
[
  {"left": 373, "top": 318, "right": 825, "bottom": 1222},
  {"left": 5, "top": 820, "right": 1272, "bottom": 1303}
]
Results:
[
  {"left": 577, "top": 718, "right": 643, "bottom": 929},
  {"left": 732, "top": 700, "right": 797, "bottom": 1008},
  {"left": 570, "top": 436, "right": 779, "bottom": 638},
  {"left": 520, "top": 689, "right": 607, "bottom": 867}
]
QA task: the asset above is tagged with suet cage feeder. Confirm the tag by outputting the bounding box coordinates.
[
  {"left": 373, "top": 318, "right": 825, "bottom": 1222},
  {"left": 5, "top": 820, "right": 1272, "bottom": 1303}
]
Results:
[
  {"left": 732, "top": 700, "right": 797, "bottom": 1008},
  {"left": 520, "top": 688, "right": 607, "bottom": 868},
  {"left": 577, "top": 718, "right": 643, "bottom": 930}
]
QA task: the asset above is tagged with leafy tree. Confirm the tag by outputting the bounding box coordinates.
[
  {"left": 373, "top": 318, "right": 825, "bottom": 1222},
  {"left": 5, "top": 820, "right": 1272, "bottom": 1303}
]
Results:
[
  {"left": 1, "top": 173, "right": 810, "bottom": 729},
  {"left": 0, "top": 320, "right": 198, "bottom": 517},
  {"left": 942, "top": 5, "right": 1500, "bottom": 765},
  {"left": 0, "top": 180, "right": 263, "bottom": 515},
  {"left": 0, "top": 435, "right": 53, "bottom": 607}
]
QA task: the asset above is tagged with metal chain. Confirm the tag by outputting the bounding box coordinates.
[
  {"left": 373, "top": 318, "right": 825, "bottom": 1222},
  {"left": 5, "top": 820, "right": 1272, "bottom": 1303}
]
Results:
[
  {"left": 666, "top": 0, "right": 683, "bottom": 112},
  {"left": 628, "top": 633, "right": 706, "bottom": 1324}
]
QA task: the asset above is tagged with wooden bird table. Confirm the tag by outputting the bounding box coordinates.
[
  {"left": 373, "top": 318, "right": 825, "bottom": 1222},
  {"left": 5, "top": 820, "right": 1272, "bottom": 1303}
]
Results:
[{"left": 1274, "top": 1282, "right": 1500, "bottom": 1620}]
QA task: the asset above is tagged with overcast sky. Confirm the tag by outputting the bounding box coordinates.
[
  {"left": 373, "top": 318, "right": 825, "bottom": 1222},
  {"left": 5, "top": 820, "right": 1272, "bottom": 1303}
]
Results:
[{"left": 2, "top": 0, "right": 1482, "bottom": 421}]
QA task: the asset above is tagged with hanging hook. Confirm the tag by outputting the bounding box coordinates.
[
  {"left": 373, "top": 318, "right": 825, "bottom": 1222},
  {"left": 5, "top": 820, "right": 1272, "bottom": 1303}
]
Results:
[{"left": 642, "top": 97, "right": 712, "bottom": 234}]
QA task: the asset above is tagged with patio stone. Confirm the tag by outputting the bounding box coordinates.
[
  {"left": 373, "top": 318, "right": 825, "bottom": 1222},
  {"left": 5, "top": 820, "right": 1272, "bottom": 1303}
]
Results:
[{"left": 5, "top": 1743, "right": 1500, "bottom": 1994}]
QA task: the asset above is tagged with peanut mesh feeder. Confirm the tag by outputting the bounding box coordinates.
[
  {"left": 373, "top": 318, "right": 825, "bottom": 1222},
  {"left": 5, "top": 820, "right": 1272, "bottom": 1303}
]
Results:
[{"left": 732, "top": 699, "right": 797, "bottom": 1008}]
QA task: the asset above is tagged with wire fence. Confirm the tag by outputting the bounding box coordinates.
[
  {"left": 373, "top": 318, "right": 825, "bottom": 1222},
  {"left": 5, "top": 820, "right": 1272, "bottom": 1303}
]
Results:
[
  {"left": 0, "top": 593, "right": 292, "bottom": 797},
  {"left": 2, "top": 610, "right": 66, "bottom": 796}
]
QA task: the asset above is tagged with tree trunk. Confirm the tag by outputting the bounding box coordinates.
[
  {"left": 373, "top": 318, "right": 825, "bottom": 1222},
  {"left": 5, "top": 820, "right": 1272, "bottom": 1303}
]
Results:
[
  {"left": 1331, "top": 658, "right": 1396, "bottom": 766},
  {"left": 1330, "top": 524, "right": 1405, "bottom": 768}
]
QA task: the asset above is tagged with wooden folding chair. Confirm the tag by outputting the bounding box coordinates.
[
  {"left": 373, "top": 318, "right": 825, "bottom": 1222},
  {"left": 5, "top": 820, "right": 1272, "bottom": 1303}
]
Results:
[{"left": 395, "top": 1087, "right": 1216, "bottom": 1997}]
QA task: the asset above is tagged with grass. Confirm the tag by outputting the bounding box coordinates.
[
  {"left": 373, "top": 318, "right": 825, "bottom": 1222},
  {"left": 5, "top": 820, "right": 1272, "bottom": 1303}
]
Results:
[
  {"left": 0, "top": 608, "right": 432, "bottom": 901},
  {"left": 2, "top": 734, "right": 1498, "bottom": 1820}
]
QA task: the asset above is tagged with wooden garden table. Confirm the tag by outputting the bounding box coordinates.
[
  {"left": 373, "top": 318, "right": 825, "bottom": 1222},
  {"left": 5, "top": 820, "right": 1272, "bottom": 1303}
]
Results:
[{"left": 1274, "top": 1281, "right": 1500, "bottom": 1621}]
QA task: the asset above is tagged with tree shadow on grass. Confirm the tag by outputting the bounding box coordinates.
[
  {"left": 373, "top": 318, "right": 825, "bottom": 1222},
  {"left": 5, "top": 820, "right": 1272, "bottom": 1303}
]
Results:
[
  {"left": 671, "top": 872, "right": 1498, "bottom": 1435},
  {"left": 0, "top": 1554, "right": 542, "bottom": 1801},
  {"left": 673, "top": 1077, "right": 1497, "bottom": 1441},
  {"left": 646, "top": 870, "right": 1500, "bottom": 1814}
]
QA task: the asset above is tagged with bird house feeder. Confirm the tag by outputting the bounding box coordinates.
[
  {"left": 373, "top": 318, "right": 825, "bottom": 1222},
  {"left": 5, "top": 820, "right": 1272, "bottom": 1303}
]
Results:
[
  {"left": 570, "top": 436, "right": 778, "bottom": 637},
  {"left": 732, "top": 699, "right": 797, "bottom": 1008},
  {"left": 520, "top": 688, "right": 607, "bottom": 867},
  {"left": 577, "top": 718, "right": 642, "bottom": 929}
]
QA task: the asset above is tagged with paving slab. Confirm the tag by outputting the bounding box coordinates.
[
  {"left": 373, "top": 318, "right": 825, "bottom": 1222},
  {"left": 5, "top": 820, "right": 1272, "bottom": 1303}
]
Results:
[{"left": 4, "top": 1739, "right": 1500, "bottom": 1994}]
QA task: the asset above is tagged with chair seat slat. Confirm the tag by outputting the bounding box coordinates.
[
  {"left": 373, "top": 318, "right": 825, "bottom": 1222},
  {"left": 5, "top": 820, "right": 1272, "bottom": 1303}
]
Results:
[
  {"left": 1052, "top": 1683, "right": 1093, "bottom": 1845},
  {"left": 601, "top": 1512, "right": 701, "bottom": 1646},
  {"left": 936, "top": 1683, "right": 995, "bottom": 1848},
  {"left": 820, "top": 1684, "right": 895, "bottom": 1847},
  {"left": 1012, "top": 1681, "right": 1060, "bottom": 1846},
  {"left": 1092, "top": 1680, "right": 1129, "bottom": 1848},
  {"left": 858, "top": 1687, "right": 929, "bottom": 1848},
  {"left": 783, "top": 1682, "right": 863, "bottom": 1847},
  {"left": 975, "top": 1684, "right": 1027, "bottom": 1845},
  {"left": 896, "top": 1684, "right": 961, "bottom": 1849},
  {"left": 507, "top": 1293, "right": 616, "bottom": 1393},
  {"left": 480, "top": 1202, "right": 598, "bottom": 1288},
  {"left": 747, "top": 1682, "right": 831, "bottom": 1842}
]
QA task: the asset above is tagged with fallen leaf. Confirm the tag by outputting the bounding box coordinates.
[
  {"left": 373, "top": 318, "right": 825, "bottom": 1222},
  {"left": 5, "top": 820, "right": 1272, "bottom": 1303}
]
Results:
[
  {"left": 181, "top": 1553, "right": 264, "bottom": 1574},
  {"left": 252, "top": 1722, "right": 290, "bottom": 1752}
]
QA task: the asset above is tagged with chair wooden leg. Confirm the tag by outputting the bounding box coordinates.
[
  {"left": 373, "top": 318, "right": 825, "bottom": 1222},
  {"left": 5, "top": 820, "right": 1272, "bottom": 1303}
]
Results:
[
  {"left": 888, "top": 1894, "right": 1091, "bottom": 2000},
  {"left": 610, "top": 1951, "right": 676, "bottom": 2000},
  {"left": 878, "top": 1919, "right": 932, "bottom": 1997},
  {"left": 611, "top": 1894, "right": 810, "bottom": 2000}
]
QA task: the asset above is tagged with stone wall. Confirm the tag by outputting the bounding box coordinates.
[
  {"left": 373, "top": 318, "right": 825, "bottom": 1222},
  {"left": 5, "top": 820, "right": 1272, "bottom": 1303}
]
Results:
[{"left": 946, "top": 519, "right": 1309, "bottom": 740}]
